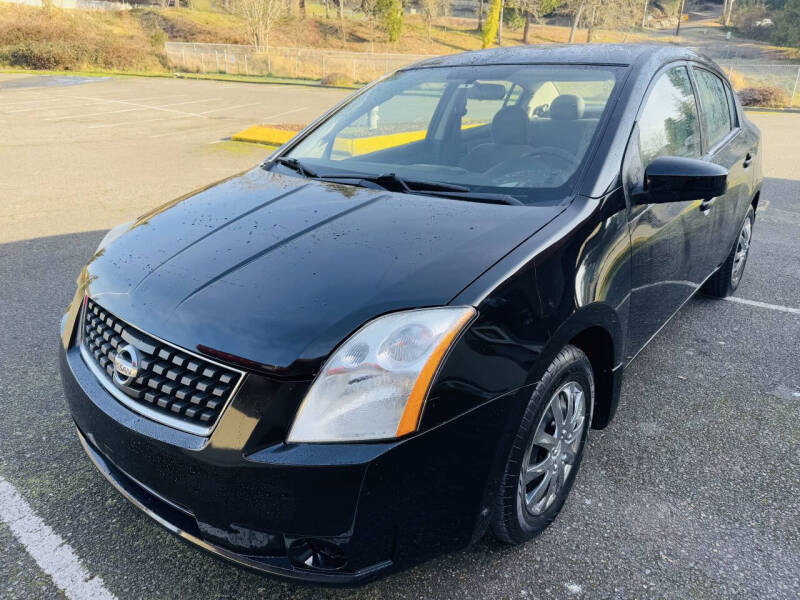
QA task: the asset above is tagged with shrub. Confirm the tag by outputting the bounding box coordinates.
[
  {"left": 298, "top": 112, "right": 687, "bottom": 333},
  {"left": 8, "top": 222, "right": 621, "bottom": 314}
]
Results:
[
  {"left": 1, "top": 40, "right": 86, "bottom": 70},
  {"left": 320, "top": 72, "right": 354, "bottom": 86},
  {"left": 737, "top": 86, "right": 791, "bottom": 107},
  {"left": 734, "top": 2, "right": 774, "bottom": 40},
  {"left": 727, "top": 70, "right": 749, "bottom": 89}
]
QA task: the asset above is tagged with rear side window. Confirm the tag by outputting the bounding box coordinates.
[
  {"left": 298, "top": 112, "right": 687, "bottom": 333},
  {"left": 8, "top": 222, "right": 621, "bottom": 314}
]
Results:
[
  {"left": 638, "top": 66, "right": 702, "bottom": 165},
  {"left": 724, "top": 80, "right": 739, "bottom": 128},
  {"left": 693, "top": 68, "right": 733, "bottom": 149}
]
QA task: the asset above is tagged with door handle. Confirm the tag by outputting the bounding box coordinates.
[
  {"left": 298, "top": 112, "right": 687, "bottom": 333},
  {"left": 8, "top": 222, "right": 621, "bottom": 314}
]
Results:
[
  {"left": 700, "top": 197, "right": 716, "bottom": 212},
  {"left": 743, "top": 153, "right": 753, "bottom": 168}
]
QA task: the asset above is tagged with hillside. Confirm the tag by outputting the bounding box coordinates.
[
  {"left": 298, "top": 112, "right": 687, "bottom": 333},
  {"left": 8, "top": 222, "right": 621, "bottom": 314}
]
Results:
[
  {"left": 0, "top": 2, "right": 797, "bottom": 75},
  {"left": 0, "top": 3, "right": 661, "bottom": 74}
]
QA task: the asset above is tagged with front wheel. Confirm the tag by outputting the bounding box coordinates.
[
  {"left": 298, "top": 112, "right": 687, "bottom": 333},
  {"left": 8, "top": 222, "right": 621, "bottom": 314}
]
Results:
[
  {"left": 703, "top": 205, "right": 754, "bottom": 298},
  {"left": 491, "top": 345, "right": 594, "bottom": 544}
]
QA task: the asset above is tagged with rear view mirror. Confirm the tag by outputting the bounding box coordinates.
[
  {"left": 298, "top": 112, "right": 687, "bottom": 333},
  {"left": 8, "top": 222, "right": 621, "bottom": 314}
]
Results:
[
  {"left": 633, "top": 156, "right": 728, "bottom": 205},
  {"left": 466, "top": 83, "right": 506, "bottom": 100}
]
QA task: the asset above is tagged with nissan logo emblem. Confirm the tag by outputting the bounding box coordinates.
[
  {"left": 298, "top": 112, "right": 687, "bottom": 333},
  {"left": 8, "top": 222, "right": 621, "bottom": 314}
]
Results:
[{"left": 113, "top": 344, "right": 139, "bottom": 387}]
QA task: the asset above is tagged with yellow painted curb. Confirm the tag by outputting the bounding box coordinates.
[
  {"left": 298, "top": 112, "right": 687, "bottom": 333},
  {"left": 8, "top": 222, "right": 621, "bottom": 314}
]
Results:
[
  {"left": 232, "top": 125, "right": 298, "bottom": 146},
  {"left": 231, "top": 122, "right": 488, "bottom": 153}
]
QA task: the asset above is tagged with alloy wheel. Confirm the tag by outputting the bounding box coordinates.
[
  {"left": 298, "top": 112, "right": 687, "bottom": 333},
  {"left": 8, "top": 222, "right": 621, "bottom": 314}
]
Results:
[
  {"left": 731, "top": 216, "right": 752, "bottom": 287},
  {"left": 520, "top": 381, "right": 587, "bottom": 516}
]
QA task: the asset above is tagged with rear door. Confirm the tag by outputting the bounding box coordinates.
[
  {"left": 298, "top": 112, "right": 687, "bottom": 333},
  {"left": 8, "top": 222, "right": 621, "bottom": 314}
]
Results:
[
  {"left": 625, "top": 64, "right": 709, "bottom": 357},
  {"left": 690, "top": 65, "right": 753, "bottom": 267}
]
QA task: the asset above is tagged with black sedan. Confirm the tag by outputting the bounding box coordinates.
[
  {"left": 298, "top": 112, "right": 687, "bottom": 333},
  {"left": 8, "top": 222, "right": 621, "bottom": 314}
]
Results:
[{"left": 59, "top": 44, "right": 762, "bottom": 583}]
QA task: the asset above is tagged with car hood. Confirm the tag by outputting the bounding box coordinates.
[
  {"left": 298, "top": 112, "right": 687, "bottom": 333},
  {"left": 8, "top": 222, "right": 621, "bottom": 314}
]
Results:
[{"left": 84, "top": 168, "right": 565, "bottom": 377}]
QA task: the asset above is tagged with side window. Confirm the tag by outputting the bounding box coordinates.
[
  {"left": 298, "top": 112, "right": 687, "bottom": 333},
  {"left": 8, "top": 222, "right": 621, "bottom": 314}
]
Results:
[
  {"left": 693, "top": 68, "right": 733, "bottom": 149},
  {"left": 724, "top": 80, "right": 739, "bottom": 128},
  {"left": 638, "top": 66, "right": 702, "bottom": 165}
]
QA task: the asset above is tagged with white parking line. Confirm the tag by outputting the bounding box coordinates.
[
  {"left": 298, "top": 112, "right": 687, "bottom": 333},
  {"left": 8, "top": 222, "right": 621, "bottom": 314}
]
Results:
[
  {"left": 196, "top": 101, "right": 260, "bottom": 115},
  {"left": 0, "top": 475, "right": 117, "bottom": 600},
  {"left": 5, "top": 94, "right": 192, "bottom": 114},
  {"left": 262, "top": 106, "right": 309, "bottom": 121},
  {"left": 723, "top": 296, "right": 800, "bottom": 315},
  {"left": 88, "top": 113, "right": 197, "bottom": 129},
  {"left": 46, "top": 97, "right": 221, "bottom": 122}
]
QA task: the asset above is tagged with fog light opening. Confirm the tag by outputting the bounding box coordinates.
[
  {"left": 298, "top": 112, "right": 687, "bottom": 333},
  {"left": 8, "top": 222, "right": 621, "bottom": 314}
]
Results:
[{"left": 287, "top": 538, "right": 348, "bottom": 571}]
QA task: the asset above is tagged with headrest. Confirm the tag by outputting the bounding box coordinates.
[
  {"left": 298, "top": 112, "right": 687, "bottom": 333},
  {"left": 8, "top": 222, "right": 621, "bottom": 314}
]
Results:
[
  {"left": 491, "top": 106, "right": 529, "bottom": 145},
  {"left": 550, "top": 94, "right": 585, "bottom": 120}
]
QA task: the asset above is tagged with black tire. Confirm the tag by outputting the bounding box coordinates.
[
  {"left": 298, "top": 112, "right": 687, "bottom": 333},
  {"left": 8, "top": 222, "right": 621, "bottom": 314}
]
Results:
[
  {"left": 491, "top": 345, "right": 594, "bottom": 545},
  {"left": 703, "top": 205, "right": 755, "bottom": 298}
]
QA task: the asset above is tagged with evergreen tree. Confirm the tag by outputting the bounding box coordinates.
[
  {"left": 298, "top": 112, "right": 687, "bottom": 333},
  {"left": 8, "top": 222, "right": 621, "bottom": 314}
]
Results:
[
  {"left": 377, "top": 0, "right": 403, "bottom": 41},
  {"left": 774, "top": 0, "right": 800, "bottom": 47}
]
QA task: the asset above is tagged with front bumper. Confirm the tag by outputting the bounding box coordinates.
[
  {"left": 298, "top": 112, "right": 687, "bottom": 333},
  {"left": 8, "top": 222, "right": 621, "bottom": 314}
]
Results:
[{"left": 61, "top": 341, "right": 523, "bottom": 583}]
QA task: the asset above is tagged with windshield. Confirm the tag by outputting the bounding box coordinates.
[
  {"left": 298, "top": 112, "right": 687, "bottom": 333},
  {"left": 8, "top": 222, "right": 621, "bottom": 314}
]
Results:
[{"left": 280, "top": 64, "right": 622, "bottom": 204}]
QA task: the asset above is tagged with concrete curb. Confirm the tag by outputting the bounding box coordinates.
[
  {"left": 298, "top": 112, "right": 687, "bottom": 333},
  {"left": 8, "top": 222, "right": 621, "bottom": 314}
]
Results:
[
  {"left": 744, "top": 107, "right": 800, "bottom": 114},
  {"left": 173, "top": 72, "right": 361, "bottom": 90}
]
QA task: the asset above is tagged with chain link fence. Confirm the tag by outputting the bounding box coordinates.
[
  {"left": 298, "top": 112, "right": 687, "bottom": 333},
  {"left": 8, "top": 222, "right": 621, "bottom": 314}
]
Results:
[
  {"left": 717, "top": 62, "right": 800, "bottom": 107},
  {"left": 165, "top": 42, "right": 433, "bottom": 84},
  {"left": 165, "top": 43, "right": 800, "bottom": 107}
]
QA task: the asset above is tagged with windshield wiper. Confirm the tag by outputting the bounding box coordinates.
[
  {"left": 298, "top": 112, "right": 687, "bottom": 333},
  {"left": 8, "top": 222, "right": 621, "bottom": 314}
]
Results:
[
  {"left": 314, "top": 172, "right": 470, "bottom": 194},
  {"left": 271, "top": 163, "right": 522, "bottom": 205},
  {"left": 322, "top": 173, "right": 522, "bottom": 205},
  {"left": 419, "top": 190, "right": 524, "bottom": 206},
  {"left": 273, "top": 157, "right": 318, "bottom": 178}
]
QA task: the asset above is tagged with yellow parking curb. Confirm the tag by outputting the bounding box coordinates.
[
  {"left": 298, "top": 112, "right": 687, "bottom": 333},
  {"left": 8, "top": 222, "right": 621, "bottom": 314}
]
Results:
[
  {"left": 231, "top": 122, "right": 488, "bottom": 153},
  {"left": 232, "top": 126, "right": 298, "bottom": 146}
]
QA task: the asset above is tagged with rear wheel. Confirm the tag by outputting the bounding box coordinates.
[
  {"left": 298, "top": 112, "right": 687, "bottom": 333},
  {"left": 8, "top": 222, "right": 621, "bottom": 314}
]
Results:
[
  {"left": 491, "top": 345, "right": 593, "bottom": 544},
  {"left": 703, "top": 206, "right": 754, "bottom": 298}
]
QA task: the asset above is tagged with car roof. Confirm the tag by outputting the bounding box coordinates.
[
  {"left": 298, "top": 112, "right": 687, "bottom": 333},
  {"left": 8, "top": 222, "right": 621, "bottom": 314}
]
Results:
[{"left": 404, "top": 43, "right": 712, "bottom": 72}]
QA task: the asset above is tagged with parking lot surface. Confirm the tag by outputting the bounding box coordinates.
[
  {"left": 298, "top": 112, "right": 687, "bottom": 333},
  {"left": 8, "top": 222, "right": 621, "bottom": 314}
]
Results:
[{"left": 0, "top": 74, "right": 798, "bottom": 599}]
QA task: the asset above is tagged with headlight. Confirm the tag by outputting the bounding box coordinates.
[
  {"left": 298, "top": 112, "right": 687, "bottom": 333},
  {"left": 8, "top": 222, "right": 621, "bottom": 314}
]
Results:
[
  {"left": 96, "top": 221, "right": 134, "bottom": 253},
  {"left": 287, "top": 306, "right": 476, "bottom": 443}
]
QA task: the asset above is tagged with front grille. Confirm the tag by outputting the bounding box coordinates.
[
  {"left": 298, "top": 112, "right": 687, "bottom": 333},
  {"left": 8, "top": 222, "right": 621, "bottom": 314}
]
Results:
[{"left": 81, "top": 298, "right": 244, "bottom": 435}]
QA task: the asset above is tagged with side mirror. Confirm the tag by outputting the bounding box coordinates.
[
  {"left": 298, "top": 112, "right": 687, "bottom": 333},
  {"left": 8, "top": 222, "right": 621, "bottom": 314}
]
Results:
[{"left": 632, "top": 156, "right": 728, "bottom": 205}]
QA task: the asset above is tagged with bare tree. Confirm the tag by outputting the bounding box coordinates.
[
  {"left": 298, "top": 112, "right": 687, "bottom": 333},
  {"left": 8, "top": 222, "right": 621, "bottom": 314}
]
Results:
[
  {"left": 420, "top": 0, "right": 449, "bottom": 41},
  {"left": 361, "top": 0, "right": 378, "bottom": 50},
  {"left": 723, "top": 0, "right": 735, "bottom": 27},
  {"left": 236, "top": 0, "right": 284, "bottom": 49},
  {"left": 497, "top": 0, "right": 504, "bottom": 45},
  {"left": 675, "top": 0, "right": 686, "bottom": 35},
  {"left": 586, "top": 3, "right": 597, "bottom": 41},
  {"left": 567, "top": 0, "right": 587, "bottom": 43},
  {"left": 339, "top": 0, "right": 346, "bottom": 43}
]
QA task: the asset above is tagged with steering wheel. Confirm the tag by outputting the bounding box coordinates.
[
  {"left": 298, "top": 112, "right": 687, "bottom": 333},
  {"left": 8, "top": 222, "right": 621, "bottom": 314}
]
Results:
[
  {"left": 524, "top": 146, "right": 579, "bottom": 168},
  {"left": 532, "top": 103, "right": 550, "bottom": 118},
  {"left": 485, "top": 147, "right": 579, "bottom": 185}
]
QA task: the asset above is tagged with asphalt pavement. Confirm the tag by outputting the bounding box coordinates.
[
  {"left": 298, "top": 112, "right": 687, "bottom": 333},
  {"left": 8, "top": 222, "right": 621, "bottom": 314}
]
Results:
[{"left": 0, "top": 74, "right": 798, "bottom": 599}]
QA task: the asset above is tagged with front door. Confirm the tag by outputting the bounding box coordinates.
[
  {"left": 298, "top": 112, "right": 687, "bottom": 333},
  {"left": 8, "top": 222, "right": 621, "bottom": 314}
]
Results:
[{"left": 624, "top": 64, "right": 710, "bottom": 358}]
